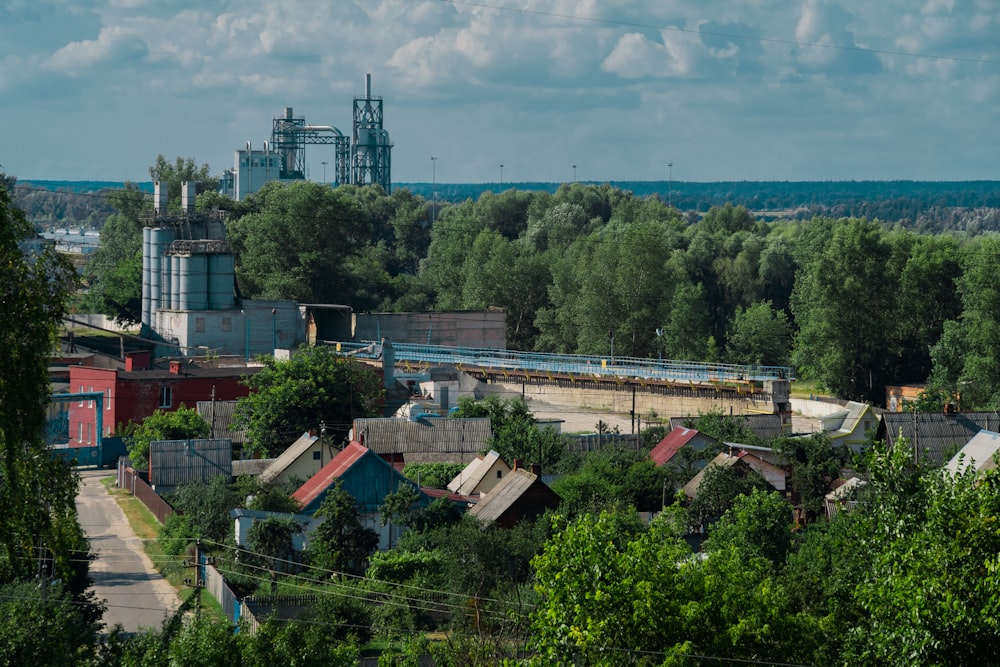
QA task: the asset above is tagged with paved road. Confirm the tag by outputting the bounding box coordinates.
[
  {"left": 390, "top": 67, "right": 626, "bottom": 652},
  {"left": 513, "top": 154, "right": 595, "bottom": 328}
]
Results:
[{"left": 76, "top": 469, "right": 181, "bottom": 633}]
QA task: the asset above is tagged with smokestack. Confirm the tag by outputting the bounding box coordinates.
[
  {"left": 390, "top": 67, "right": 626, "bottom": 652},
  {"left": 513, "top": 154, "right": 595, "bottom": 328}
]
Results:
[
  {"left": 365, "top": 73, "right": 371, "bottom": 99},
  {"left": 285, "top": 106, "right": 293, "bottom": 120},
  {"left": 181, "top": 181, "right": 195, "bottom": 214},
  {"left": 154, "top": 181, "right": 168, "bottom": 214}
]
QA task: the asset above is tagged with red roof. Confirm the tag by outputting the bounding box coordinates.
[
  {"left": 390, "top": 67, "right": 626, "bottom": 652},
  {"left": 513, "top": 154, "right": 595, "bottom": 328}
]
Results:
[
  {"left": 650, "top": 427, "right": 701, "bottom": 466},
  {"left": 292, "top": 441, "right": 368, "bottom": 509}
]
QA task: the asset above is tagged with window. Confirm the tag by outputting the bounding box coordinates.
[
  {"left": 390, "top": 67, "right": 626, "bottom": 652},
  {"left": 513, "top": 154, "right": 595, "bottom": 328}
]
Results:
[
  {"left": 79, "top": 385, "right": 84, "bottom": 406},
  {"left": 86, "top": 422, "right": 92, "bottom": 444},
  {"left": 222, "top": 317, "right": 232, "bottom": 332},
  {"left": 496, "top": 470, "right": 503, "bottom": 479},
  {"left": 88, "top": 386, "right": 94, "bottom": 408},
  {"left": 78, "top": 422, "right": 83, "bottom": 443},
  {"left": 195, "top": 317, "right": 206, "bottom": 333},
  {"left": 313, "top": 451, "right": 322, "bottom": 460},
  {"left": 106, "top": 388, "right": 111, "bottom": 410},
  {"left": 159, "top": 386, "right": 172, "bottom": 409}
]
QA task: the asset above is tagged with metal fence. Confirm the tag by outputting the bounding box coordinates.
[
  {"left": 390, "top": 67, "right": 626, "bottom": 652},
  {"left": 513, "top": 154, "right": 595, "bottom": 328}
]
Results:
[
  {"left": 329, "top": 340, "right": 794, "bottom": 383},
  {"left": 117, "top": 459, "right": 174, "bottom": 524}
]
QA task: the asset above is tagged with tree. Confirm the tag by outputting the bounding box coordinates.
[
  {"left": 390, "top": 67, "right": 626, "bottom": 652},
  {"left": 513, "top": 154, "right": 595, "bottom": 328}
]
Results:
[
  {"left": 226, "top": 181, "right": 369, "bottom": 303},
  {"left": 703, "top": 488, "right": 793, "bottom": 565},
  {"left": 0, "top": 581, "right": 105, "bottom": 666},
  {"left": 0, "top": 173, "right": 86, "bottom": 589},
  {"left": 167, "top": 475, "right": 243, "bottom": 546},
  {"left": 124, "top": 404, "right": 210, "bottom": 470},
  {"left": 687, "top": 460, "right": 771, "bottom": 531},
  {"left": 725, "top": 300, "right": 792, "bottom": 366},
  {"left": 306, "top": 480, "right": 379, "bottom": 575},
  {"left": 450, "top": 396, "right": 564, "bottom": 469},
  {"left": 233, "top": 346, "right": 383, "bottom": 457}
]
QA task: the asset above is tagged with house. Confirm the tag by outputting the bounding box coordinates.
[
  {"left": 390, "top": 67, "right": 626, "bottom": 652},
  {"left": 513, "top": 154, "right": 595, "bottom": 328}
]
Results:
[
  {"left": 447, "top": 450, "right": 511, "bottom": 496},
  {"left": 944, "top": 429, "right": 1000, "bottom": 477},
  {"left": 197, "top": 399, "right": 248, "bottom": 451},
  {"left": 650, "top": 428, "right": 719, "bottom": 470},
  {"left": 668, "top": 413, "right": 786, "bottom": 443},
  {"left": 820, "top": 401, "right": 877, "bottom": 451},
  {"left": 68, "top": 360, "right": 257, "bottom": 447},
  {"left": 230, "top": 508, "right": 321, "bottom": 552},
  {"left": 292, "top": 441, "right": 429, "bottom": 549},
  {"left": 876, "top": 411, "right": 1000, "bottom": 467},
  {"left": 824, "top": 476, "right": 866, "bottom": 518},
  {"left": 682, "top": 450, "right": 788, "bottom": 500},
  {"left": 351, "top": 416, "right": 493, "bottom": 466},
  {"left": 258, "top": 431, "right": 340, "bottom": 486},
  {"left": 148, "top": 438, "right": 232, "bottom": 493},
  {"left": 468, "top": 467, "right": 560, "bottom": 528}
]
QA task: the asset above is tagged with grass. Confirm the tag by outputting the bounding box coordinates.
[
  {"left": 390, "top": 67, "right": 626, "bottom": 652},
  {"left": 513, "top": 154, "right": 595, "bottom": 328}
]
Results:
[
  {"left": 790, "top": 378, "right": 829, "bottom": 399},
  {"left": 99, "top": 476, "right": 225, "bottom": 621}
]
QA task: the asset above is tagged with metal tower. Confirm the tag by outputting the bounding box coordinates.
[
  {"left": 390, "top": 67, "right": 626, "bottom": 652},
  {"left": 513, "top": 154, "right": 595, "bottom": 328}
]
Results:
[
  {"left": 351, "top": 73, "right": 393, "bottom": 192},
  {"left": 270, "top": 107, "right": 350, "bottom": 184}
]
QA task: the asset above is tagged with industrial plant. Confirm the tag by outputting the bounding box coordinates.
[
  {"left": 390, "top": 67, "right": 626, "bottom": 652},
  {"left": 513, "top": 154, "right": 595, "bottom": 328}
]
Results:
[{"left": 219, "top": 73, "right": 393, "bottom": 200}]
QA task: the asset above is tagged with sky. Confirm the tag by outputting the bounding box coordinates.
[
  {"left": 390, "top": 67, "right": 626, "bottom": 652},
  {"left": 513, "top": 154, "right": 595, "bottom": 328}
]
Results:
[{"left": 1, "top": 0, "right": 998, "bottom": 184}]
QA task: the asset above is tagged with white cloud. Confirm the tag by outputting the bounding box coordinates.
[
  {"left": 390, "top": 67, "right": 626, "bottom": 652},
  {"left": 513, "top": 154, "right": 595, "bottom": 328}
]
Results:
[{"left": 43, "top": 26, "right": 148, "bottom": 75}]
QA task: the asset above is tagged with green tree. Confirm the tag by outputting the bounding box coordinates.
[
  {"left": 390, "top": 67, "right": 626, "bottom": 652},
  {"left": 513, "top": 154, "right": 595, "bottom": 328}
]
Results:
[
  {"left": 0, "top": 581, "right": 105, "bottom": 666},
  {"left": 450, "top": 396, "right": 564, "bottom": 469},
  {"left": 166, "top": 474, "right": 242, "bottom": 546},
  {"left": 687, "top": 460, "right": 771, "bottom": 531},
  {"left": 233, "top": 346, "right": 383, "bottom": 457},
  {"left": 306, "top": 480, "right": 379, "bottom": 575},
  {"left": 771, "top": 432, "right": 843, "bottom": 519},
  {"left": 703, "top": 488, "right": 793, "bottom": 564},
  {"left": 725, "top": 300, "right": 792, "bottom": 366},
  {"left": 124, "top": 404, "right": 210, "bottom": 471},
  {"left": 225, "top": 181, "right": 369, "bottom": 303}
]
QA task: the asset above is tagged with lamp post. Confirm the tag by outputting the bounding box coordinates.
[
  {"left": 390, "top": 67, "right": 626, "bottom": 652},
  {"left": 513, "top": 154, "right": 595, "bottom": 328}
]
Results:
[
  {"left": 263, "top": 140, "right": 270, "bottom": 186},
  {"left": 572, "top": 164, "right": 577, "bottom": 182},
  {"left": 499, "top": 163, "right": 504, "bottom": 185},
  {"left": 241, "top": 309, "right": 249, "bottom": 362},
  {"left": 245, "top": 140, "right": 252, "bottom": 199},
  {"left": 321, "top": 161, "right": 328, "bottom": 184},
  {"left": 430, "top": 156, "right": 438, "bottom": 223},
  {"left": 667, "top": 162, "right": 673, "bottom": 207},
  {"left": 271, "top": 308, "right": 277, "bottom": 353}
]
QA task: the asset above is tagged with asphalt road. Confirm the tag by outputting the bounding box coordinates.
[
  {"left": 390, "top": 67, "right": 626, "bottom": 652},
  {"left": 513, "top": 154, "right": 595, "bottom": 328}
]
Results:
[{"left": 75, "top": 469, "right": 181, "bottom": 633}]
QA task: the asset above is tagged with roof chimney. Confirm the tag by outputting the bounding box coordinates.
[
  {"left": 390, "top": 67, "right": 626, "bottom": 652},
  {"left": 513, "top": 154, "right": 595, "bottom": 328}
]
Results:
[{"left": 169, "top": 360, "right": 182, "bottom": 375}]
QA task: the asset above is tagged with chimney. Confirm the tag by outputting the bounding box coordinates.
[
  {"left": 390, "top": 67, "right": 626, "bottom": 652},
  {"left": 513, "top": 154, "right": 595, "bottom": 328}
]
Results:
[
  {"left": 154, "top": 181, "right": 168, "bottom": 214},
  {"left": 125, "top": 350, "right": 151, "bottom": 371},
  {"left": 530, "top": 463, "right": 542, "bottom": 476},
  {"left": 181, "top": 181, "right": 196, "bottom": 214},
  {"left": 169, "top": 360, "right": 182, "bottom": 375},
  {"left": 512, "top": 458, "right": 522, "bottom": 471}
]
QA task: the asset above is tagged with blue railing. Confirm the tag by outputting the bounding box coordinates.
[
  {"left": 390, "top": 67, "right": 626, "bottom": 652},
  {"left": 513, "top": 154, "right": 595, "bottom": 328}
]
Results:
[{"left": 328, "top": 341, "right": 794, "bottom": 384}]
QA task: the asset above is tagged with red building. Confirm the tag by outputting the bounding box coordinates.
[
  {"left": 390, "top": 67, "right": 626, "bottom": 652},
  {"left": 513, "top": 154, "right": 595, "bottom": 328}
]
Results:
[{"left": 68, "top": 357, "right": 257, "bottom": 447}]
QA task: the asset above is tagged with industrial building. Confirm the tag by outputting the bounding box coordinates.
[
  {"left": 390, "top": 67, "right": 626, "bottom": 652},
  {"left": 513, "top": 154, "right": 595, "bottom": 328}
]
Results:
[
  {"left": 219, "top": 73, "right": 392, "bottom": 200},
  {"left": 139, "top": 181, "right": 305, "bottom": 358}
]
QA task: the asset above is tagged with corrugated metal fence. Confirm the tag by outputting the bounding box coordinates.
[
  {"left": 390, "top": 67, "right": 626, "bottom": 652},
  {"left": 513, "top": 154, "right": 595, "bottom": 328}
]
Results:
[
  {"left": 117, "top": 459, "right": 174, "bottom": 523},
  {"left": 564, "top": 432, "right": 641, "bottom": 452},
  {"left": 204, "top": 562, "right": 241, "bottom": 625}
]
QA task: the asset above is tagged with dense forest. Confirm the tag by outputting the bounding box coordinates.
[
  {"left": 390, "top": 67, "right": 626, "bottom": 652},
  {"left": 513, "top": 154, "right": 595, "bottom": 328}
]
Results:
[{"left": 73, "top": 164, "right": 1000, "bottom": 408}]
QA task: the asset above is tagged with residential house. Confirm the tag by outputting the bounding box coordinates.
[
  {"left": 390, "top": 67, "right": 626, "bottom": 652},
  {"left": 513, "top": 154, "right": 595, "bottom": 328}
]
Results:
[
  {"left": 820, "top": 401, "right": 877, "bottom": 451},
  {"left": 877, "top": 410, "right": 1000, "bottom": 467},
  {"left": 944, "top": 429, "right": 1000, "bottom": 477},
  {"left": 668, "top": 413, "right": 786, "bottom": 443},
  {"left": 68, "top": 359, "right": 256, "bottom": 447},
  {"left": 468, "top": 467, "right": 560, "bottom": 529},
  {"left": 650, "top": 428, "right": 719, "bottom": 473},
  {"left": 197, "top": 399, "right": 249, "bottom": 452},
  {"left": 258, "top": 431, "right": 341, "bottom": 487},
  {"left": 447, "top": 450, "right": 511, "bottom": 496},
  {"left": 292, "top": 441, "right": 430, "bottom": 549},
  {"left": 682, "top": 450, "right": 788, "bottom": 500},
  {"left": 230, "top": 508, "right": 321, "bottom": 552},
  {"left": 351, "top": 416, "right": 493, "bottom": 466},
  {"left": 824, "top": 476, "right": 866, "bottom": 519}
]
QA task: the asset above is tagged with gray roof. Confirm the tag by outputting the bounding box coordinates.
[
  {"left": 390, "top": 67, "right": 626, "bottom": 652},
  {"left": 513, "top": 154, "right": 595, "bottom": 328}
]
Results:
[
  {"left": 669, "top": 413, "right": 786, "bottom": 442},
  {"left": 149, "top": 439, "right": 232, "bottom": 489},
  {"left": 197, "top": 400, "right": 248, "bottom": 445},
  {"left": 447, "top": 450, "right": 507, "bottom": 495},
  {"left": 878, "top": 411, "right": 1000, "bottom": 467},
  {"left": 944, "top": 429, "right": 1000, "bottom": 476},
  {"left": 259, "top": 432, "right": 319, "bottom": 484},
  {"left": 232, "top": 458, "right": 276, "bottom": 477},
  {"left": 352, "top": 417, "right": 493, "bottom": 455},
  {"left": 468, "top": 469, "right": 543, "bottom": 525}
]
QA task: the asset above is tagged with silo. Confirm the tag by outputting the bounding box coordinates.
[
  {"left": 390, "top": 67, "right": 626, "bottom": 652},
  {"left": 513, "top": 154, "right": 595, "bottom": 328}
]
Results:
[
  {"left": 141, "top": 227, "right": 152, "bottom": 325},
  {"left": 186, "top": 253, "right": 209, "bottom": 311},
  {"left": 177, "top": 255, "right": 190, "bottom": 311},
  {"left": 161, "top": 251, "right": 173, "bottom": 310},
  {"left": 208, "top": 253, "right": 235, "bottom": 310},
  {"left": 148, "top": 229, "right": 163, "bottom": 314},
  {"left": 171, "top": 254, "right": 182, "bottom": 310}
]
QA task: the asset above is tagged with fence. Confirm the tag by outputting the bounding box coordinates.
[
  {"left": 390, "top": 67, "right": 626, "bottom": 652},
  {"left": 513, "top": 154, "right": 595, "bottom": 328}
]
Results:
[
  {"left": 564, "top": 432, "right": 641, "bottom": 453},
  {"left": 117, "top": 459, "right": 174, "bottom": 523},
  {"left": 204, "top": 562, "right": 242, "bottom": 625}
]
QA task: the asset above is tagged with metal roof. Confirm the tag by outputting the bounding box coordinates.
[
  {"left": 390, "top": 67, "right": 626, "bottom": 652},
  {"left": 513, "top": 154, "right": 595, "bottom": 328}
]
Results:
[
  {"left": 148, "top": 439, "right": 232, "bottom": 489},
  {"left": 197, "top": 399, "right": 248, "bottom": 445},
  {"left": 232, "top": 458, "right": 274, "bottom": 477},
  {"left": 447, "top": 450, "right": 507, "bottom": 495},
  {"left": 468, "top": 469, "right": 542, "bottom": 525},
  {"left": 353, "top": 417, "right": 493, "bottom": 455},
  {"left": 259, "top": 431, "right": 319, "bottom": 484},
  {"left": 650, "top": 428, "right": 716, "bottom": 467},
  {"left": 944, "top": 429, "right": 1000, "bottom": 476},
  {"left": 668, "top": 413, "right": 785, "bottom": 442},
  {"left": 292, "top": 441, "right": 369, "bottom": 510},
  {"left": 878, "top": 411, "right": 1000, "bottom": 467}
]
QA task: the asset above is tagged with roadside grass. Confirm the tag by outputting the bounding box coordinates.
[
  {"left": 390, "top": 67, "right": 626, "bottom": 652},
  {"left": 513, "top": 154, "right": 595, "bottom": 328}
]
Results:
[
  {"left": 790, "top": 378, "right": 827, "bottom": 399},
  {"left": 99, "top": 476, "right": 225, "bottom": 620}
]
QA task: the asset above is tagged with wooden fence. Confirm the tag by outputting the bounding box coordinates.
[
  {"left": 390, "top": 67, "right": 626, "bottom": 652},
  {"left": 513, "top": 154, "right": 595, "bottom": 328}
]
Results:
[{"left": 117, "top": 459, "right": 174, "bottom": 523}]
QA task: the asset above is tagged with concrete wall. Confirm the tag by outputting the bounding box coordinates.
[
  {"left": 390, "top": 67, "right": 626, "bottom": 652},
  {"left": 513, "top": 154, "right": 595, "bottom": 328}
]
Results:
[
  {"left": 153, "top": 300, "right": 306, "bottom": 358},
  {"left": 353, "top": 311, "right": 506, "bottom": 349},
  {"left": 487, "top": 379, "right": 780, "bottom": 422},
  {"left": 792, "top": 397, "right": 848, "bottom": 419}
]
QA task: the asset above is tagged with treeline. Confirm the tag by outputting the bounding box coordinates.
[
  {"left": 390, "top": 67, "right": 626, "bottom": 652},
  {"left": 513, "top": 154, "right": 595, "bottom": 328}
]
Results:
[{"left": 80, "top": 175, "right": 1000, "bottom": 406}]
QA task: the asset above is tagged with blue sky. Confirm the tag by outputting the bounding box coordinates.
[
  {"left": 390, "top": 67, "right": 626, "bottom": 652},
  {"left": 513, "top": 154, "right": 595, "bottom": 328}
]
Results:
[{"left": 1, "top": 1, "right": 997, "bottom": 183}]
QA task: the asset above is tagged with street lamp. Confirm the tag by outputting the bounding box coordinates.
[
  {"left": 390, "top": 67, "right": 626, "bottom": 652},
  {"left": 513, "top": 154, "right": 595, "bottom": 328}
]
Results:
[
  {"left": 241, "top": 309, "right": 249, "bottom": 362},
  {"left": 245, "top": 140, "right": 252, "bottom": 199},
  {"left": 271, "top": 308, "right": 277, "bottom": 353},
  {"left": 667, "top": 162, "right": 673, "bottom": 207},
  {"left": 499, "top": 163, "right": 504, "bottom": 185},
  {"left": 263, "top": 140, "right": 270, "bottom": 186},
  {"left": 321, "top": 161, "right": 328, "bottom": 184},
  {"left": 572, "top": 164, "right": 577, "bottom": 182},
  {"left": 430, "top": 156, "right": 438, "bottom": 223}
]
